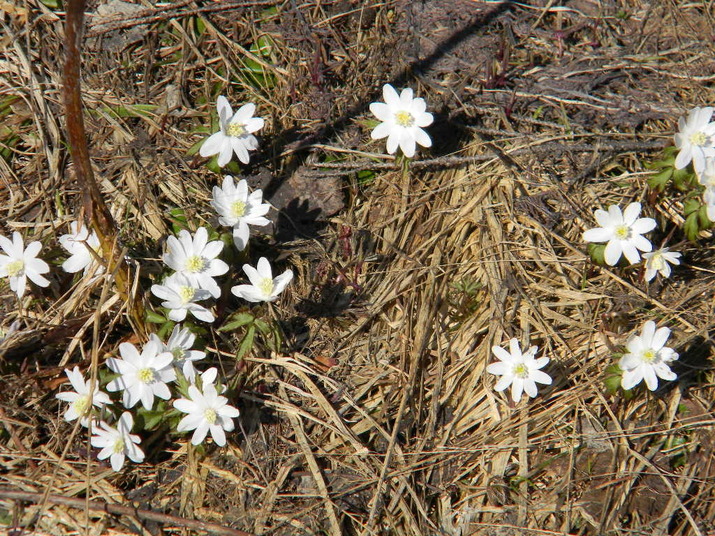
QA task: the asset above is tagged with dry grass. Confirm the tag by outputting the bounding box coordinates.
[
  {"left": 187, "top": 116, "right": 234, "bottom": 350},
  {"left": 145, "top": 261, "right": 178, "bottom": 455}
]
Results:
[{"left": 1, "top": 0, "right": 715, "bottom": 535}]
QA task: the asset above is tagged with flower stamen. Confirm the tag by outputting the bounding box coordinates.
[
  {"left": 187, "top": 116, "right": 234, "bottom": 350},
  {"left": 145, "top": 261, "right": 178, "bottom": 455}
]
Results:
[
  {"left": 513, "top": 363, "right": 529, "bottom": 379},
  {"left": 204, "top": 408, "right": 217, "bottom": 424},
  {"left": 185, "top": 255, "right": 206, "bottom": 273},
  {"left": 178, "top": 285, "right": 195, "bottom": 304},
  {"left": 689, "top": 131, "right": 707, "bottom": 146},
  {"left": 6, "top": 259, "right": 24, "bottom": 277},
  {"left": 641, "top": 349, "right": 657, "bottom": 363},
  {"left": 230, "top": 200, "right": 247, "bottom": 218},
  {"left": 112, "top": 437, "right": 126, "bottom": 454},
  {"left": 137, "top": 368, "right": 154, "bottom": 384},
  {"left": 614, "top": 224, "right": 630, "bottom": 240},
  {"left": 226, "top": 122, "right": 247, "bottom": 137},
  {"left": 394, "top": 110, "right": 415, "bottom": 127},
  {"left": 258, "top": 277, "right": 274, "bottom": 296}
]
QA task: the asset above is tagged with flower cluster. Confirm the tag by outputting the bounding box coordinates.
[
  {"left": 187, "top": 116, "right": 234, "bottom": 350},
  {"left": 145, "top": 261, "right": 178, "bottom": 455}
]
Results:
[
  {"left": 582, "top": 202, "right": 681, "bottom": 281},
  {"left": 49, "top": 95, "right": 302, "bottom": 471},
  {"left": 486, "top": 105, "right": 708, "bottom": 402},
  {"left": 675, "top": 107, "right": 715, "bottom": 224},
  {"left": 55, "top": 327, "right": 240, "bottom": 470}
]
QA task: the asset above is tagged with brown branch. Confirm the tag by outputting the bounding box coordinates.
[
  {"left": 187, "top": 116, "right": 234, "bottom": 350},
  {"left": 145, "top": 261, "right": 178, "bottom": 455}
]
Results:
[
  {"left": 0, "top": 487, "right": 255, "bottom": 536},
  {"left": 63, "top": 0, "right": 145, "bottom": 335},
  {"left": 85, "top": 0, "right": 279, "bottom": 38}
]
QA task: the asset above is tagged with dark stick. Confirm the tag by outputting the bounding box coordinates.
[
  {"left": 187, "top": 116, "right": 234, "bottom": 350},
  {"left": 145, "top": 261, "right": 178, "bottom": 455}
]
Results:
[{"left": 0, "top": 487, "right": 255, "bottom": 536}]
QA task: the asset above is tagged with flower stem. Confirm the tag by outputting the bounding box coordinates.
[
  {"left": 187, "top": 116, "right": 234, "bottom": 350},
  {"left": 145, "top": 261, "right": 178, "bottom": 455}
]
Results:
[{"left": 63, "top": 0, "right": 145, "bottom": 336}]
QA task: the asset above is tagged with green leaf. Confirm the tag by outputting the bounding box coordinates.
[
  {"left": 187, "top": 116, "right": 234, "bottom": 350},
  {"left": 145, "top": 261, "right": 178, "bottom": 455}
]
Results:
[
  {"left": 646, "top": 168, "right": 673, "bottom": 192},
  {"left": 236, "top": 325, "right": 256, "bottom": 360},
  {"left": 253, "top": 35, "right": 274, "bottom": 57},
  {"left": 672, "top": 167, "right": 697, "bottom": 191},
  {"left": 219, "top": 312, "right": 255, "bottom": 332},
  {"left": 137, "top": 411, "right": 164, "bottom": 431},
  {"left": 683, "top": 198, "right": 701, "bottom": 216},
  {"left": 168, "top": 207, "right": 189, "bottom": 234},
  {"left": 684, "top": 211, "right": 701, "bottom": 241},
  {"left": 146, "top": 310, "right": 167, "bottom": 323},
  {"left": 253, "top": 318, "right": 271, "bottom": 335},
  {"left": 698, "top": 204, "right": 713, "bottom": 227},
  {"left": 587, "top": 243, "right": 606, "bottom": 266},
  {"left": 39, "top": 0, "right": 62, "bottom": 9},
  {"left": 193, "top": 15, "right": 206, "bottom": 36},
  {"left": 603, "top": 364, "right": 623, "bottom": 395},
  {"left": 157, "top": 320, "right": 176, "bottom": 339},
  {"left": 186, "top": 137, "right": 206, "bottom": 158}
]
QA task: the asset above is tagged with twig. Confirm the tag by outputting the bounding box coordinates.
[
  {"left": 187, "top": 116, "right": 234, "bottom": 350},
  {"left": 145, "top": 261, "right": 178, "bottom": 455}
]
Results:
[
  {"left": 0, "top": 487, "right": 255, "bottom": 536},
  {"left": 85, "top": 0, "right": 278, "bottom": 37},
  {"left": 305, "top": 139, "right": 668, "bottom": 175}
]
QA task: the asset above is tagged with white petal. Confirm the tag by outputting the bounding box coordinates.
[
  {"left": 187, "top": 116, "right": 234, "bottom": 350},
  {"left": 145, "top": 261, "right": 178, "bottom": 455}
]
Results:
[
  {"left": 631, "top": 218, "right": 656, "bottom": 234},
  {"left": 382, "top": 84, "right": 400, "bottom": 107},
  {"left": 604, "top": 240, "right": 623, "bottom": 266},
  {"left": 413, "top": 127, "right": 432, "bottom": 148},
  {"left": 399, "top": 131, "right": 416, "bottom": 158},
  {"left": 583, "top": 228, "right": 612, "bottom": 243},
  {"left": 200, "top": 132, "right": 226, "bottom": 158},
  {"left": 620, "top": 241, "right": 642, "bottom": 265},
  {"left": 272, "top": 269, "right": 293, "bottom": 296},
  {"left": 370, "top": 103, "right": 391, "bottom": 122},
  {"left": 622, "top": 203, "right": 642, "bottom": 225},
  {"left": 370, "top": 121, "right": 392, "bottom": 140}
]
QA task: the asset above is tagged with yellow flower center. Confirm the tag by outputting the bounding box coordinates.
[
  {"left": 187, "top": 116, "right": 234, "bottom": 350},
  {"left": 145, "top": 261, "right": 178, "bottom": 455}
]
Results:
[
  {"left": 137, "top": 368, "right": 154, "bottom": 384},
  {"left": 226, "top": 122, "right": 247, "bottom": 137},
  {"left": 179, "top": 285, "right": 195, "bottom": 303},
  {"left": 641, "top": 349, "right": 657, "bottom": 363},
  {"left": 185, "top": 255, "right": 206, "bottom": 273},
  {"left": 689, "top": 131, "right": 707, "bottom": 146},
  {"left": 172, "top": 347, "right": 185, "bottom": 360},
  {"left": 72, "top": 395, "right": 90, "bottom": 416},
  {"left": 231, "top": 200, "right": 247, "bottom": 218},
  {"left": 614, "top": 224, "right": 630, "bottom": 240},
  {"left": 513, "top": 363, "right": 529, "bottom": 379},
  {"left": 259, "top": 277, "right": 274, "bottom": 296},
  {"left": 112, "top": 436, "right": 125, "bottom": 454},
  {"left": 394, "top": 110, "right": 414, "bottom": 128},
  {"left": 204, "top": 408, "right": 217, "bottom": 424},
  {"left": 6, "top": 259, "right": 24, "bottom": 277},
  {"left": 649, "top": 253, "right": 666, "bottom": 270}
]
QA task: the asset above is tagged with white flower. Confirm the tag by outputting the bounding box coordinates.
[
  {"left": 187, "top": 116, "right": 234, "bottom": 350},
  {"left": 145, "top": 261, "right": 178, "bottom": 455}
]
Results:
[
  {"left": 231, "top": 256, "right": 293, "bottom": 303},
  {"left": 643, "top": 248, "right": 681, "bottom": 282},
  {"left": 704, "top": 186, "right": 715, "bottom": 223},
  {"left": 173, "top": 379, "right": 240, "bottom": 446},
  {"left": 487, "top": 338, "right": 552, "bottom": 403},
  {"left": 211, "top": 175, "right": 271, "bottom": 250},
  {"left": 369, "top": 84, "right": 433, "bottom": 158},
  {"left": 697, "top": 156, "right": 715, "bottom": 188},
  {"left": 196, "top": 367, "right": 219, "bottom": 387},
  {"left": 582, "top": 202, "right": 656, "bottom": 266},
  {"left": 199, "top": 96, "right": 264, "bottom": 167},
  {"left": 163, "top": 227, "right": 228, "bottom": 298},
  {"left": 0, "top": 231, "right": 50, "bottom": 298},
  {"left": 59, "top": 221, "right": 104, "bottom": 277},
  {"left": 90, "top": 412, "right": 145, "bottom": 471},
  {"left": 151, "top": 273, "right": 215, "bottom": 323},
  {"left": 149, "top": 325, "right": 206, "bottom": 382},
  {"left": 619, "top": 321, "right": 678, "bottom": 391},
  {"left": 674, "top": 107, "right": 715, "bottom": 173},
  {"left": 55, "top": 366, "right": 111, "bottom": 426},
  {"left": 106, "top": 340, "right": 176, "bottom": 410}
]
